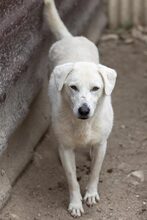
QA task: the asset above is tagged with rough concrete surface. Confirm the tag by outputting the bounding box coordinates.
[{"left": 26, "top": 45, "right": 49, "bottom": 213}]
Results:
[
  {"left": 0, "top": 77, "right": 50, "bottom": 210},
  {"left": 0, "top": 38, "right": 147, "bottom": 220}
]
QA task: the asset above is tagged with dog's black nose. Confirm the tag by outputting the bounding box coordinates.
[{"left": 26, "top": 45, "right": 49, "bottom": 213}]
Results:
[{"left": 78, "top": 104, "right": 90, "bottom": 118}]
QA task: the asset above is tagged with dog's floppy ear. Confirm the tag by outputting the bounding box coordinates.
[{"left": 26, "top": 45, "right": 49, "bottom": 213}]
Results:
[
  {"left": 98, "top": 64, "right": 117, "bottom": 95},
  {"left": 52, "top": 63, "right": 73, "bottom": 91}
]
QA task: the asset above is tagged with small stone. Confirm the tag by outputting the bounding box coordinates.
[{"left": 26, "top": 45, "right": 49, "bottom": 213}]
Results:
[
  {"left": 124, "top": 38, "right": 134, "bottom": 44},
  {"left": 126, "top": 170, "right": 145, "bottom": 185},
  {"left": 130, "top": 170, "right": 144, "bottom": 182},
  {"left": 101, "top": 34, "right": 119, "bottom": 41},
  {"left": 132, "top": 28, "right": 147, "bottom": 43},
  {"left": 109, "top": 207, "right": 113, "bottom": 210},
  {"left": 120, "top": 124, "right": 126, "bottom": 129},
  {"left": 37, "top": 213, "right": 41, "bottom": 217},
  {"left": 7, "top": 213, "right": 19, "bottom": 220}
]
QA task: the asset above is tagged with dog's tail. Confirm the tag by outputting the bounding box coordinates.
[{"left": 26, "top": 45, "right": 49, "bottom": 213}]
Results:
[{"left": 44, "top": 0, "right": 72, "bottom": 40}]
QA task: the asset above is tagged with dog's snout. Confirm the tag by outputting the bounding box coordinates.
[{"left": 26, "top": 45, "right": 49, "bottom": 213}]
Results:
[{"left": 78, "top": 103, "right": 90, "bottom": 119}]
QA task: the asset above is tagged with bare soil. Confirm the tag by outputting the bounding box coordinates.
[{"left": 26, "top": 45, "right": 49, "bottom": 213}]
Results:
[{"left": 0, "top": 38, "right": 147, "bottom": 220}]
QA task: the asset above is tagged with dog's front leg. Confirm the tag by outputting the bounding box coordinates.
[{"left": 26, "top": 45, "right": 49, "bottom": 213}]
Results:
[
  {"left": 58, "top": 145, "right": 84, "bottom": 217},
  {"left": 84, "top": 141, "right": 107, "bottom": 206}
]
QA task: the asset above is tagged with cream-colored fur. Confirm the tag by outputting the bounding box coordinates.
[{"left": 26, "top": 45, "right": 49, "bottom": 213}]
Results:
[{"left": 44, "top": 0, "right": 117, "bottom": 217}]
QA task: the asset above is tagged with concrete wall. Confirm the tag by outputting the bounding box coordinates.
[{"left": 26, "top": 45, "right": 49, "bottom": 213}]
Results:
[{"left": 0, "top": 0, "right": 106, "bottom": 210}]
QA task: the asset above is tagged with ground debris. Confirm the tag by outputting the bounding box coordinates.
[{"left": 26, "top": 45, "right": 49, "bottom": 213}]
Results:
[
  {"left": 138, "top": 204, "right": 147, "bottom": 215},
  {"left": 118, "top": 162, "right": 131, "bottom": 173},
  {"left": 124, "top": 38, "right": 134, "bottom": 44},
  {"left": 100, "top": 34, "right": 119, "bottom": 41},
  {"left": 2, "top": 213, "right": 19, "bottom": 220},
  {"left": 120, "top": 124, "right": 126, "bottom": 129},
  {"left": 107, "top": 168, "right": 113, "bottom": 173},
  {"left": 129, "top": 170, "right": 144, "bottom": 182},
  {"left": 126, "top": 170, "right": 145, "bottom": 185},
  {"left": 132, "top": 27, "right": 147, "bottom": 43}
]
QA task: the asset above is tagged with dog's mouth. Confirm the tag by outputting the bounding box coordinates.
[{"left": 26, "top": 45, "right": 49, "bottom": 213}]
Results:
[{"left": 78, "top": 115, "right": 89, "bottom": 120}]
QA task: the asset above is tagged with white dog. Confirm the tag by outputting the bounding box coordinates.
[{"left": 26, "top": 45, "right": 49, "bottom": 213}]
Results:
[{"left": 44, "top": 0, "right": 117, "bottom": 217}]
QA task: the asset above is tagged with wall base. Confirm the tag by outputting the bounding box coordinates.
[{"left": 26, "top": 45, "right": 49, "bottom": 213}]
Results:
[{"left": 0, "top": 78, "right": 50, "bottom": 209}]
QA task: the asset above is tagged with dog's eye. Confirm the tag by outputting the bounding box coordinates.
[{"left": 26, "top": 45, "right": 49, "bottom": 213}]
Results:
[
  {"left": 70, "top": 85, "right": 78, "bottom": 91},
  {"left": 91, "top": 86, "right": 100, "bottom": 92}
]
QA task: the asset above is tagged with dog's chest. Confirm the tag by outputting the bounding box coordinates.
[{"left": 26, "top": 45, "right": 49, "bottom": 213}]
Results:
[
  {"left": 56, "top": 118, "right": 102, "bottom": 148},
  {"left": 73, "top": 123, "right": 101, "bottom": 147},
  {"left": 73, "top": 124, "right": 97, "bottom": 147}
]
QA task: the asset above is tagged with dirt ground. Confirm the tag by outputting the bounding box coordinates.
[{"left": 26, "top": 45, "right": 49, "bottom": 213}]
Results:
[{"left": 0, "top": 36, "right": 147, "bottom": 220}]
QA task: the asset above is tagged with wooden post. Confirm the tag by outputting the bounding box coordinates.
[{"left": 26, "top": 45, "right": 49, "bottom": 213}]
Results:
[
  {"left": 108, "top": 0, "right": 120, "bottom": 29},
  {"left": 120, "top": 0, "right": 132, "bottom": 27},
  {"left": 132, "top": 0, "right": 142, "bottom": 26}
]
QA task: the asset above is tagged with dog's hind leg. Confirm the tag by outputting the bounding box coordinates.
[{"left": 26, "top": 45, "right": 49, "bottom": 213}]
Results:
[
  {"left": 58, "top": 145, "right": 84, "bottom": 217},
  {"left": 84, "top": 141, "right": 107, "bottom": 207}
]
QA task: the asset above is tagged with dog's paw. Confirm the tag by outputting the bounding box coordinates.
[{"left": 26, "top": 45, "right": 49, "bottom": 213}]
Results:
[
  {"left": 68, "top": 202, "right": 84, "bottom": 217},
  {"left": 84, "top": 191, "right": 100, "bottom": 207}
]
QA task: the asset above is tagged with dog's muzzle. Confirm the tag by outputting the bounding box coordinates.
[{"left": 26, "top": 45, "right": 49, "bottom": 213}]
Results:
[{"left": 78, "top": 103, "right": 90, "bottom": 119}]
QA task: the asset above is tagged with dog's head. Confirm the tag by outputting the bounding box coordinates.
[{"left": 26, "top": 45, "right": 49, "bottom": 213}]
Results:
[{"left": 52, "top": 62, "right": 117, "bottom": 120}]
